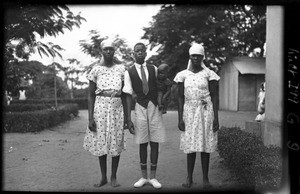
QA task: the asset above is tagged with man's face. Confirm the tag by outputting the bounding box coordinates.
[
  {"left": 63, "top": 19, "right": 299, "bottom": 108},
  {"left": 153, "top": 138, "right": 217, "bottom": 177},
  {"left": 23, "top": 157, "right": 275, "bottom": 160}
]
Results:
[
  {"left": 102, "top": 47, "right": 115, "bottom": 61},
  {"left": 134, "top": 44, "right": 147, "bottom": 64}
]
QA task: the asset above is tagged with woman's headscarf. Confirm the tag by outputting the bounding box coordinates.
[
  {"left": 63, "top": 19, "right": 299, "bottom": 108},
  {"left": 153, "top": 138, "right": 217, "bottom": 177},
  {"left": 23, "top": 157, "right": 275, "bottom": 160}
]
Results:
[
  {"left": 187, "top": 43, "right": 207, "bottom": 70},
  {"left": 101, "top": 39, "right": 115, "bottom": 49},
  {"left": 99, "top": 39, "right": 115, "bottom": 66},
  {"left": 189, "top": 43, "right": 205, "bottom": 58}
]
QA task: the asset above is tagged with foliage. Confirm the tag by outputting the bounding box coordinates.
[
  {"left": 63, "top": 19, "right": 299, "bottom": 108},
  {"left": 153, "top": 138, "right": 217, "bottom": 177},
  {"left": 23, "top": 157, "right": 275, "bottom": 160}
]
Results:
[
  {"left": 4, "top": 4, "right": 86, "bottom": 59},
  {"left": 4, "top": 60, "right": 46, "bottom": 94},
  {"left": 218, "top": 127, "right": 282, "bottom": 191},
  {"left": 3, "top": 3, "right": 86, "bottom": 92},
  {"left": 4, "top": 60, "right": 78, "bottom": 99},
  {"left": 79, "top": 31, "right": 134, "bottom": 73},
  {"left": 79, "top": 30, "right": 107, "bottom": 59},
  {"left": 64, "top": 58, "right": 86, "bottom": 98},
  {"left": 72, "top": 88, "right": 88, "bottom": 99},
  {"left": 142, "top": 4, "right": 266, "bottom": 78},
  {"left": 11, "top": 98, "right": 88, "bottom": 110},
  {"left": 25, "top": 69, "right": 70, "bottom": 99},
  {"left": 3, "top": 103, "right": 79, "bottom": 133},
  {"left": 4, "top": 103, "right": 52, "bottom": 112}
]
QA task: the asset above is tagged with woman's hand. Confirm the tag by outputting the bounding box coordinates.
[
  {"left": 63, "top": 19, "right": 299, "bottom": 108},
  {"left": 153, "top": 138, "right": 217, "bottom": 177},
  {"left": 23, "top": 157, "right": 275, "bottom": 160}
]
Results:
[
  {"left": 213, "top": 118, "right": 219, "bottom": 132},
  {"left": 127, "top": 120, "right": 135, "bottom": 135},
  {"left": 88, "top": 119, "right": 97, "bottom": 132},
  {"left": 178, "top": 120, "right": 185, "bottom": 131}
]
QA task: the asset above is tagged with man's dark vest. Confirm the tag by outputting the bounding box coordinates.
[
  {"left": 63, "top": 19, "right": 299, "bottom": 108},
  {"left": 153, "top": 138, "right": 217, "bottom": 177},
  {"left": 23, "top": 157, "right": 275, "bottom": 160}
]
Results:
[{"left": 128, "top": 64, "right": 158, "bottom": 108}]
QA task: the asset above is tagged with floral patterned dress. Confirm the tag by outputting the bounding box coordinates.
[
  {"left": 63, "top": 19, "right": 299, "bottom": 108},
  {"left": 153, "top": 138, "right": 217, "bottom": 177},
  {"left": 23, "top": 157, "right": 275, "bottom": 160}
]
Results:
[
  {"left": 174, "top": 68, "right": 220, "bottom": 153},
  {"left": 83, "top": 64, "right": 126, "bottom": 156}
]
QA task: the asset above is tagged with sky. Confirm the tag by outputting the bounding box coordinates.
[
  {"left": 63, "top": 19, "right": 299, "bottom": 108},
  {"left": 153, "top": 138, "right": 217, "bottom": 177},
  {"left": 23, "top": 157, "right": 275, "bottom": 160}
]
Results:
[{"left": 29, "top": 4, "right": 162, "bottom": 71}]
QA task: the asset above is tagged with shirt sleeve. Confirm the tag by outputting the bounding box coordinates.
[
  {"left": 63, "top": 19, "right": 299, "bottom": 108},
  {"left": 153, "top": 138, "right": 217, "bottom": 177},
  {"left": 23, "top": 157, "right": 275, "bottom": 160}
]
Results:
[
  {"left": 86, "top": 66, "right": 97, "bottom": 83},
  {"left": 208, "top": 69, "right": 220, "bottom": 81},
  {"left": 173, "top": 70, "right": 186, "bottom": 83},
  {"left": 122, "top": 70, "right": 133, "bottom": 95}
]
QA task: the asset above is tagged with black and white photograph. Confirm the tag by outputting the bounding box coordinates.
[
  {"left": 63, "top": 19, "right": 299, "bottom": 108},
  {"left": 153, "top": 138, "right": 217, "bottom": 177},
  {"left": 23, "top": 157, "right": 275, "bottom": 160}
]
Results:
[{"left": 2, "top": 2, "right": 299, "bottom": 193}]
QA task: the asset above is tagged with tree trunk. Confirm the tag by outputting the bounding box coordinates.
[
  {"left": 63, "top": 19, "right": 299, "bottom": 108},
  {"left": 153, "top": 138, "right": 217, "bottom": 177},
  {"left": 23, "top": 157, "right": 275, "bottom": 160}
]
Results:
[
  {"left": 54, "top": 75, "right": 58, "bottom": 108},
  {"left": 70, "top": 81, "right": 74, "bottom": 99}
]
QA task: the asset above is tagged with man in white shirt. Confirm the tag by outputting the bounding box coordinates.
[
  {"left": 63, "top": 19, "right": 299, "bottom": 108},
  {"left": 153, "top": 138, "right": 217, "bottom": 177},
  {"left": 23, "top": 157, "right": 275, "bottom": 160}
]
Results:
[{"left": 123, "top": 42, "right": 165, "bottom": 189}]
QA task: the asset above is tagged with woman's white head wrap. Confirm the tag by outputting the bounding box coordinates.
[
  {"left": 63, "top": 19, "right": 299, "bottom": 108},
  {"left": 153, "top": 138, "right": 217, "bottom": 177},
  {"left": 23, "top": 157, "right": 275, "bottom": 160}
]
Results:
[
  {"left": 99, "top": 39, "right": 115, "bottom": 66},
  {"left": 101, "top": 39, "right": 115, "bottom": 49},
  {"left": 187, "top": 43, "right": 207, "bottom": 70},
  {"left": 189, "top": 43, "right": 205, "bottom": 58}
]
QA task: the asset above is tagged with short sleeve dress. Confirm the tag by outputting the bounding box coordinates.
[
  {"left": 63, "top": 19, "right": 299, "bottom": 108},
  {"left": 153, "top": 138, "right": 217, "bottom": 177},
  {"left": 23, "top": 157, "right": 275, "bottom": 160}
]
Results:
[
  {"left": 83, "top": 64, "right": 126, "bottom": 156},
  {"left": 174, "top": 68, "right": 220, "bottom": 153}
]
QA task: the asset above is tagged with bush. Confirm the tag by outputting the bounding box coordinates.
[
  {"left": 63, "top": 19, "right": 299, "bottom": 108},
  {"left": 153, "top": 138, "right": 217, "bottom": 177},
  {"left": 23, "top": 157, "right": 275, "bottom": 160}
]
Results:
[
  {"left": 218, "top": 127, "right": 282, "bottom": 191},
  {"left": 3, "top": 103, "right": 79, "bottom": 133},
  {"left": 11, "top": 98, "right": 88, "bottom": 109},
  {"left": 4, "top": 104, "right": 52, "bottom": 112}
]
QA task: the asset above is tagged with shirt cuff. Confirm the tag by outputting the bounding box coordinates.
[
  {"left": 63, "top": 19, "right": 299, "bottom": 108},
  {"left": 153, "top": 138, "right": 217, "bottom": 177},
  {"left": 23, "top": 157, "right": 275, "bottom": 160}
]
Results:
[{"left": 122, "top": 87, "right": 133, "bottom": 95}]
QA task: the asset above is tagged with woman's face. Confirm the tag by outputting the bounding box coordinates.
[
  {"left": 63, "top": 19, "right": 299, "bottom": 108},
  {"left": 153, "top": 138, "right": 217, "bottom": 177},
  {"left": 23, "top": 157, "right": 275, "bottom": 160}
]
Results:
[
  {"left": 190, "top": 54, "right": 204, "bottom": 68},
  {"left": 102, "top": 47, "right": 115, "bottom": 61}
]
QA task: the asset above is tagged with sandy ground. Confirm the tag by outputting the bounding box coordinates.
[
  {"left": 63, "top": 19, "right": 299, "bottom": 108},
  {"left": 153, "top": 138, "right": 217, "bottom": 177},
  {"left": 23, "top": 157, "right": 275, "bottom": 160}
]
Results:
[{"left": 2, "top": 110, "right": 257, "bottom": 192}]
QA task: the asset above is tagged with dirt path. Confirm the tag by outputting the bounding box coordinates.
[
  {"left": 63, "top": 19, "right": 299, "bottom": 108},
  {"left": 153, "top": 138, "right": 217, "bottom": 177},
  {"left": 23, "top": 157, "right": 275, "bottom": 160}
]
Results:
[{"left": 3, "top": 110, "right": 256, "bottom": 192}]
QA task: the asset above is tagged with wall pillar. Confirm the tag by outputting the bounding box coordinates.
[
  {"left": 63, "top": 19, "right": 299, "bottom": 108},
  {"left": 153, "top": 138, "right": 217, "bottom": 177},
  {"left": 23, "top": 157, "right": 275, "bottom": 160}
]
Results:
[{"left": 263, "top": 6, "right": 284, "bottom": 147}]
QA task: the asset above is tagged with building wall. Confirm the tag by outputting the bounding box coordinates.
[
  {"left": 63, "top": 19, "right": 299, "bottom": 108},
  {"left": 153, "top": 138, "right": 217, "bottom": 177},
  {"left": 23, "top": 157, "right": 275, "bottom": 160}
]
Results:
[
  {"left": 219, "top": 60, "right": 239, "bottom": 111},
  {"left": 219, "top": 61, "right": 228, "bottom": 110},
  {"left": 219, "top": 60, "right": 264, "bottom": 112},
  {"left": 263, "top": 6, "right": 284, "bottom": 146}
]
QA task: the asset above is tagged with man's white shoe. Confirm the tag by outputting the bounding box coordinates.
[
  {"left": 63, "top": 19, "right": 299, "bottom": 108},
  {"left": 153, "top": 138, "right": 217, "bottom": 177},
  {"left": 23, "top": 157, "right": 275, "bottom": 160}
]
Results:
[
  {"left": 134, "top": 178, "right": 148, "bottom": 188},
  {"left": 149, "top": 178, "right": 162, "bottom": 189}
]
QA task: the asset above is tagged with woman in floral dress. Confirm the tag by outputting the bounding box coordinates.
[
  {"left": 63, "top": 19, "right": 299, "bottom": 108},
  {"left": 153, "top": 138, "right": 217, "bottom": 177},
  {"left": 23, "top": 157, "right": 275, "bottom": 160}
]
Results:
[
  {"left": 83, "top": 39, "right": 126, "bottom": 187},
  {"left": 174, "top": 43, "right": 220, "bottom": 189}
]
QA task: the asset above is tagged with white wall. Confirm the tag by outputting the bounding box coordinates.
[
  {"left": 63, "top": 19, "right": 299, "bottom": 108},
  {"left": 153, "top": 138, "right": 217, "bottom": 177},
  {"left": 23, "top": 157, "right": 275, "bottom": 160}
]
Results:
[
  {"left": 264, "top": 6, "right": 284, "bottom": 146},
  {"left": 219, "top": 60, "right": 239, "bottom": 111}
]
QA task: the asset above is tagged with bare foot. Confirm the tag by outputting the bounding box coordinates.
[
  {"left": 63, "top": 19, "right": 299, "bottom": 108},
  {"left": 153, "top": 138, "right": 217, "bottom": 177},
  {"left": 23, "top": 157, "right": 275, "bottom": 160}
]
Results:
[
  {"left": 111, "top": 178, "right": 120, "bottom": 187},
  {"left": 182, "top": 177, "right": 193, "bottom": 188},
  {"left": 203, "top": 181, "right": 213, "bottom": 189},
  {"left": 94, "top": 178, "right": 108, "bottom": 187}
]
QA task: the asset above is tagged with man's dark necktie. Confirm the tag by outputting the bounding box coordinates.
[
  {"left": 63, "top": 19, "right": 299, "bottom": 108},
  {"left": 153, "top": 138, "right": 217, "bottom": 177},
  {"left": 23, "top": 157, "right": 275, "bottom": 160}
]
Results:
[{"left": 140, "top": 65, "right": 149, "bottom": 95}]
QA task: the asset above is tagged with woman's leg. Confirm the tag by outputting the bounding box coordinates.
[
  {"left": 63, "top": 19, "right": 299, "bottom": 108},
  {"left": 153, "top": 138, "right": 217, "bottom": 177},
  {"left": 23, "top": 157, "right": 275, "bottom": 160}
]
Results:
[
  {"left": 201, "top": 152, "right": 212, "bottom": 188},
  {"left": 182, "top": 152, "right": 196, "bottom": 188},
  {"left": 111, "top": 155, "right": 120, "bottom": 187},
  {"left": 94, "top": 155, "right": 108, "bottom": 187}
]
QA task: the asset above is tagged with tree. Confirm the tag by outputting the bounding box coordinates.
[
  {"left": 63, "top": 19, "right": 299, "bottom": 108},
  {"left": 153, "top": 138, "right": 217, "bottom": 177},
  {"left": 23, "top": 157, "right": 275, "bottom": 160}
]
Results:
[
  {"left": 4, "top": 4, "right": 86, "bottom": 59},
  {"left": 227, "top": 5, "right": 266, "bottom": 57},
  {"left": 3, "top": 3, "right": 86, "bottom": 92},
  {"left": 142, "top": 4, "right": 266, "bottom": 77},
  {"left": 79, "top": 31, "right": 133, "bottom": 73},
  {"left": 4, "top": 60, "right": 47, "bottom": 96},
  {"left": 65, "top": 58, "right": 84, "bottom": 98},
  {"left": 12, "top": 61, "right": 70, "bottom": 99},
  {"left": 26, "top": 71, "right": 70, "bottom": 99}
]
